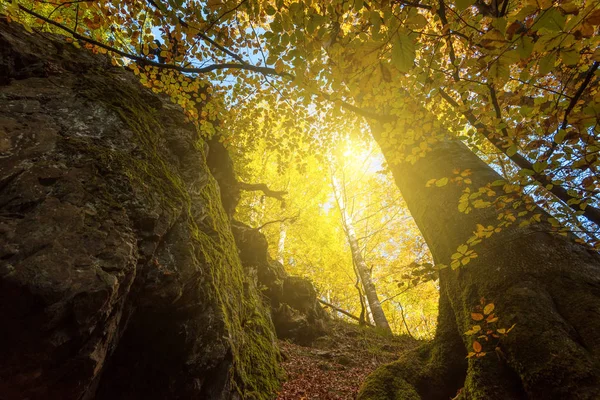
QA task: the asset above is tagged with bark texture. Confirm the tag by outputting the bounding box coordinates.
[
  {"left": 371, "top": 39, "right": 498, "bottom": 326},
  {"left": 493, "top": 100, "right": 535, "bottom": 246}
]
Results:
[
  {"left": 360, "top": 131, "right": 600, "bottom": 398},
  {"left": 0, "top": 19, "right": 283, "bottom": 400}
]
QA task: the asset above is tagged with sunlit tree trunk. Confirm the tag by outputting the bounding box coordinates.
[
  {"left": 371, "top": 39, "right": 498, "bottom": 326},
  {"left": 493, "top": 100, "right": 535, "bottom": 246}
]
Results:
[
  {"left": 332, "top": 176, "right": 392, "bottom": 332},
  {"left": 277, "top": 221, "right": 286, "bottom": 265},
  {"left": 361, "top": 128, "right": 600, "bottom": 399}
]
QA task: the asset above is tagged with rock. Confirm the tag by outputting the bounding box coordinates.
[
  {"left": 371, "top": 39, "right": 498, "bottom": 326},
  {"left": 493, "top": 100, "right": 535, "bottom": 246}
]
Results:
[
  {"left": 230, "top": 221, "right": 328, "bottom": 345},
  {"left": 0, "top": 18, "right": 281, "bottom": 400}
]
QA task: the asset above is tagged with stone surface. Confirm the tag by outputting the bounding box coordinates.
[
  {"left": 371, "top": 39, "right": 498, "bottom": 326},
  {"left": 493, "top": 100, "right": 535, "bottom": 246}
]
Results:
[{"left": 0, "top": 18, "right": 280, "bottom": 400}]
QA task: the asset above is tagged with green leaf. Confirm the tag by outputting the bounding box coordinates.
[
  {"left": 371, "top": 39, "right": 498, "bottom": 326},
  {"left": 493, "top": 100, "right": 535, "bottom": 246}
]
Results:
[
  {"left": 391, "top": 32, "right": 415, "bottom": 73},
  {"left": 266, "top": 5, "right": 277, "bottom": 15},
  {"left": 405, "top": 14, "right": 428, "bottom": 29},
  {"left": 534, "top": 8, "right": 566, "bottom": 32},
  {"left": 455, "top": 0, "right": 476, "bottom": 11},
  {"left": 506, "top": 145, "right": 518, "bottom": 157},
  {"left": 519, "top": 168, "right": 535, "bottom": 177},
  {"left": 561, "top": 50, "right": 579, "bottom": 66},
  {"left": 554, "top": 129, "right": 566, "bottom": 143},
  {"left": 533, "top": 161, "right": 548, "bottom": 173},
  {"left": 516, "top": 36, "right": 534, "bottom": 60},
  {"left": 538, "top": 52, "right": 556, "bottom": 75},
  {"left": 489, "top": 58, "right": 509, "bottom": 83}
]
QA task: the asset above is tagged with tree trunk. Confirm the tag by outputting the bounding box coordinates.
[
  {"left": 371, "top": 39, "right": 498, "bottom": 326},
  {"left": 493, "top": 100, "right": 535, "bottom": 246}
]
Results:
[
  {"left": 331, "top": 174, "right": 392, "bottom": 332},
  {"left": 346, "top": 227, "right": 392, "bottom": 332},
  {"left": 277, "top": 221, "right": 286, "bottom": 264},
  {"left": 363, "top": 127, "right": 600, "bottom": 398}
]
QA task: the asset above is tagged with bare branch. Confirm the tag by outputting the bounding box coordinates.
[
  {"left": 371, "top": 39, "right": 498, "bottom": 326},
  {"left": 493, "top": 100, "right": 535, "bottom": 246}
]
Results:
[
  {"left": 317, "top": 299, "right": 375, "bottom": 327},
  {"left": 256, "top": 213, "right": 299, "bottom": 231},
  {"left": 238, "top": 182, "right": 287, "bottom": 201}
]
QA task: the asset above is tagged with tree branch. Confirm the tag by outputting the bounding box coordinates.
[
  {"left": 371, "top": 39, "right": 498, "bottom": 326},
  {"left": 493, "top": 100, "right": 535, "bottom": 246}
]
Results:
[
  {"left": 256, "top": 213, "right": 299, "bottom": 231},
  {"left": 439, "top": 88, "right": 600, "bottom": 227},
  {"left": 21, "top": 2, "right": 392, "bottom": 122},
  {"left": 18, "top": 4, "right": 282, "bottom": 76},
  {"left": 561, "top": 61, "right": 599, "bottom": 131},
  {"left": 317, "top": 299, "right": 375, "bottom": 327},
  {"left": 238, "top": 182, "right": 287, "bottom": 201}
]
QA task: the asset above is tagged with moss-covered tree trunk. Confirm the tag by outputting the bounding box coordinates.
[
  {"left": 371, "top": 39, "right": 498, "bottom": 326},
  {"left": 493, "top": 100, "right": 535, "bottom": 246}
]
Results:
[{"left": 361, "top": 133, "right": 600, "bottom": 399}]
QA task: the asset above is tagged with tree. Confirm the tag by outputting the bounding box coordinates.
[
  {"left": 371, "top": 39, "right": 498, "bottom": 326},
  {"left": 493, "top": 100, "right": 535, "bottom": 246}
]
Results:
[{"left": 330, "top": 155, "right": 392, "bottom": 332}]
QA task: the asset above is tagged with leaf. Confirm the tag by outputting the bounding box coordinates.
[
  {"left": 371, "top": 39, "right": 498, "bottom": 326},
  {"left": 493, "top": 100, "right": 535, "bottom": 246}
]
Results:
[
  {"left": 406, "top": 14, "right": 428, "bottom": 29},
  {"left": 483, "top": 303, "right": 495, "bottom": 315},
  {"left": 533, "top": 161, "right": 548, "bottom": 173},
  {"left": 455, "top": 0, "right": 476, "bottom": 11},
  {"left": 265, "top": 5, "right": 277, "bottom": 15},
  {"left": 473, "top": 340, "right": 482, "bottom": 353},
  {"left": 561, "top": 50, "right": 579, "bottom": 66},
  {"left": 539, "top": 52, "right": 557, "bottom": 75},
  {"left": 554, "top": 129, "right": 567, "bottom": 143},
  {"left": 497, "top": 328, "right": 506, "bottom": 334},
  {"left": 391, "top": 32, "right": 415, "bottom": 73},
  {"left": 471, "top": 313, "right": 484, "bottom": 321},
  {"left": 586, "top": 9, "right": 600, "bottom": 25},
  {"left": 534, "top": 7, "right": 566, "bottom": 31},
  {"left": 516, "top": 36, "right": 534, "bottom": 59},
  {"left": 275, "top": 59, "right": 285, "bottom": 74},
  {"left": 436, "top": 177, "right": 449, "bottom": 187},
  {"left": 506, "top": 145, "right": 518, "bottom": 157},
  {"left": 489, "top": 58, "right": 510, "bottom": 83},
  {"left": 465, "top": 325, "right": 481, "bottom": 335}
]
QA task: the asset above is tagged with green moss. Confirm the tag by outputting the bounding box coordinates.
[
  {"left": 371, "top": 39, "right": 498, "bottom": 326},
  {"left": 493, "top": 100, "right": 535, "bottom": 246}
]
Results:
[
  {"left": 193, "top": 180, "right": 283, "bottom": 398},
  {"left": 74, "top": 72, "right": 282, "bottom": 399},
  {"left": 357, "top": 362, "right": 420, "bottom": 400}
]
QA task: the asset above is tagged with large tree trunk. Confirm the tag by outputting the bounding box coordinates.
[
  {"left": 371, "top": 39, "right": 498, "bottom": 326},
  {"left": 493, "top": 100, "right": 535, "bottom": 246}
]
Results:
[{"left": 360, "top": 129, "right": 600, "bottom": 398}]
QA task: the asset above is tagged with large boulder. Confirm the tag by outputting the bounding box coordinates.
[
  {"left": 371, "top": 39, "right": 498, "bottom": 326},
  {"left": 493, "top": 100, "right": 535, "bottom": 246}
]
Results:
[{"left": 0, "top": 18, "right": 281, "bottom": 399}]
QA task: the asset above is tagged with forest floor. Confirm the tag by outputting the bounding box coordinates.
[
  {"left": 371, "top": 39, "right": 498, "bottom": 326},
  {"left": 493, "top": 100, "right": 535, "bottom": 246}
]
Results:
[{"left": 276, "top": 321, "right": 420, "bottom": 399}]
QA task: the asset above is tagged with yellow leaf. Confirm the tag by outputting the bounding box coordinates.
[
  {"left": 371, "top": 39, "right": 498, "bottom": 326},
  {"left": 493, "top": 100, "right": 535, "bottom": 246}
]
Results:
[
  {"left": 274, "top": 59, "right": 285, "bottom": 74},
  {"left": 473, "top": 340, "right": 482, "bottom": 353},
  {"left": 436, "top": 177, "right": 449, "bottom": 187},
  {"left": 483, "top": 303, "right": 495, "bottom": 315},
  {"left": 465, "top": 325, "right": 481, "bottom": 335}
]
